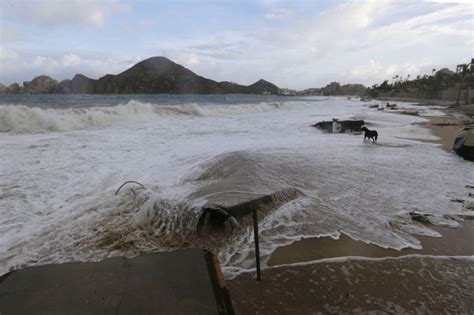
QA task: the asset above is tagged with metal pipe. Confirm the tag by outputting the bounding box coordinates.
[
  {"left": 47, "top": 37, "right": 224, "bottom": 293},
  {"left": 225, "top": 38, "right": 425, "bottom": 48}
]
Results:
[{"left": 252, "top": 208, "right": 261, "bottom": 282}]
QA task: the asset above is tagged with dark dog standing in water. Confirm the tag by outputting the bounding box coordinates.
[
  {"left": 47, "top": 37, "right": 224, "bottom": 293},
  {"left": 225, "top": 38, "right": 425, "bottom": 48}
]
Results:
[{"left": 361, "top": 127, "right": 378, "bottom": 143}]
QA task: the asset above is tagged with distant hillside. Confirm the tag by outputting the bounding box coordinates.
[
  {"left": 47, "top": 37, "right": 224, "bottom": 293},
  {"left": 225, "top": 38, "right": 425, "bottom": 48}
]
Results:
[
  {"left": 292, "top": 82, "right": 366, "bottom": 96},
  {"left": 320, "top": 82, "right": 366, "bottom": 96},
  {"left": 247, "top": 79, "right": 280, "bottom": 95},
  {"left": 60, "top": 74, "right": 95, "bottom": 93},
  {"left": 93, "top": 57, "right": 225, "bottom": 94},
  {"left": 1, "top": 56, "right": 281, "bottom": 95},
  {"left": 23, "top": 75, "right": 62, "bottom": 94}
]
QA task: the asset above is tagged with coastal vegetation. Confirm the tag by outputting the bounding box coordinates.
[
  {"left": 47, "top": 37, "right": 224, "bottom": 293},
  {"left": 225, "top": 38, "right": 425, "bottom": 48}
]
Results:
[{"left": 367, "top": 59, "right": 474, "bottom": 104}]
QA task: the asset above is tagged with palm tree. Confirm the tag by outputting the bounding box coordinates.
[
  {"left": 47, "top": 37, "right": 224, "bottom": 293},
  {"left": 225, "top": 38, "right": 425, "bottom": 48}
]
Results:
[
  {"left": 456, "top": 62, "right": 472, "bottom": 106},
  {"left": 432, "top": 68, "right": 436, "bottom": 76},
  {"left": 394, "top": 75, "right": 399, "bottom": 86}
]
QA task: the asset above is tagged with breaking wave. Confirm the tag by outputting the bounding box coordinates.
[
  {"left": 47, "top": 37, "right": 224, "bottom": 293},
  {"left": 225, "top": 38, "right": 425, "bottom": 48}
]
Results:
[
  {"left": 0, "top": 100, "right": 292, "bottom": 134},
  {"left": 95, "top": 188, "right": 203, "bottom": 253}
]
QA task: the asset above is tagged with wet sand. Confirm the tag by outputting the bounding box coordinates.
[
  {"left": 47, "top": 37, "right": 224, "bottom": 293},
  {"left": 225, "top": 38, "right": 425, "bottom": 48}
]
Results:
[
  {"left": 228, "top": 255, "right": 474, "bottom": 314},
  {"left": 228, "top": 222, "right": 474, "bottom": 313},
  {"left": 420, "top": 115, "right": 474, "bottom": 151},
  {"left": 227, "top": 103, "right": 474, "bottom": 314},
  {"left": 268, "top": 221, "right": 474, "bottom": 266}
]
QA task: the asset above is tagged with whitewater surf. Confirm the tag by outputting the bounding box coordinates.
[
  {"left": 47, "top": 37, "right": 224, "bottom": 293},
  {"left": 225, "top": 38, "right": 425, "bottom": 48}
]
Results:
[{"left": 0, "top": 94, "right": 471, "bottom": 278}]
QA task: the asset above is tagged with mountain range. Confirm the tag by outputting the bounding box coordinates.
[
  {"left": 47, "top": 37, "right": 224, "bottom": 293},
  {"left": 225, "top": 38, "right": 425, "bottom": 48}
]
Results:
[{"left": 0, "top": 56, "right": 281, "bottom": 95}]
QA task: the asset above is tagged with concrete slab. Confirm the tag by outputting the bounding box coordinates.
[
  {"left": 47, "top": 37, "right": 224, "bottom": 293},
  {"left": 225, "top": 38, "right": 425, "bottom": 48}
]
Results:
[
  {"left": 0, "top": 249, "right": 234, "bottom": 314},
  {"left": 196, "top": 188, "right": 299, "bottom": 231},
  {"left": 183, "top": 151, "right": 301, "bottom": 230}
]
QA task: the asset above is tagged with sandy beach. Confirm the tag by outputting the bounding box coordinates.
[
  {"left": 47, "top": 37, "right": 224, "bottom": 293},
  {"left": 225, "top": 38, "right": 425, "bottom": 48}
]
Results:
[
  {"left": 228, "top": 223, "right": 474, "bottom": 314},
  {"left": 267, "top": 221, "right": 474, "bottom": 266},
  {"left": 227, "top": 102, "right": 474, "bottom": 314},
  {"left": 228, "top": 255, "right": 474, "bottom": 314},
  {"left": 419, "top": 104, "right": 474, "bottom": 151}
]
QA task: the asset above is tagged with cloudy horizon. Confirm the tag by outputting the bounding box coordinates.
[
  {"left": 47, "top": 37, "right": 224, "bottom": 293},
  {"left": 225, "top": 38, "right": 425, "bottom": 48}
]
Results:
[{"left": 0, "top": 0, "right": 472, "bottom": 89}]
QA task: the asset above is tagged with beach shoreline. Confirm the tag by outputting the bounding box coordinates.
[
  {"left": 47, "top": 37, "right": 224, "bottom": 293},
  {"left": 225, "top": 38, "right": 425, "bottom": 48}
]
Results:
[
  {"left": 378, "top": 100, "right": 474, "bottom": 151},
  {"left": 412, "top": 100, "right": 474, "bottom": 151},
  {"left": 227, "top": 101, "right": 474, "bottom": 314},
  {"left": 420, "top": 115, "right": 473, "bottom": 151},
  {"left": 227, "top": 254, "right": 474, "bottom": 314},
  {"left": 375, "top": 96, "right": 454, "bottom": 106},
  {"left": 267, "top": 221, "right": 474, "bottom": 266}
]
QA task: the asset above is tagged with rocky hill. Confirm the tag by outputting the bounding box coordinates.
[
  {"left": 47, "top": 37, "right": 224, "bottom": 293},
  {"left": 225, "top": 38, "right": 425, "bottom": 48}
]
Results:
[
  {"left": 1, "top": 56, "right": 281, "bottom": 95},
  {"left": 294, "top": 82, "right": 366, "bottom": 96},
  {"left": 5, "top": 83, "right": 21, "bottom": 94},
  {"left": 23, "top": 75, "right": 61, "bottom": 94},
  {"left": 60, "top": 74, "right": 96, "bottom": 93},
  {"left": 321, "top": 82, "right": 366, "bottom": 96},
  {"left": 247, "top": 79, "right": 281, "bottom": 95},
  {"left": 93, "top": 57, "right": 225, "bottom": 94}
]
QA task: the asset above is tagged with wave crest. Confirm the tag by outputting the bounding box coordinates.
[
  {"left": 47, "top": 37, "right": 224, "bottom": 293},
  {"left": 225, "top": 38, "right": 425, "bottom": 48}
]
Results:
[
  {"left": 0, "top": 100, "right": 203, "bottom": 134},
  {"left": 0, "top": 100, "right": 292, "bottom": 134}
]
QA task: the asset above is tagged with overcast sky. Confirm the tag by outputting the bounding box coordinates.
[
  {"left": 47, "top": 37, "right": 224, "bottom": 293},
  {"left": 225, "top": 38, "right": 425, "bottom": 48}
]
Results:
[{"left": 0, "top": 0, "right": 472, "bottom": 89}]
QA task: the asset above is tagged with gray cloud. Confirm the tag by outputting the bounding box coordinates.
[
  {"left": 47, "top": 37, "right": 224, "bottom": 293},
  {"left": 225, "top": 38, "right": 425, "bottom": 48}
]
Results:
[
  {"left": 2, "top": 0, "right": 130, "bottom": 28},
  {"left": 1, "top": 0, "right": 471, "bottom": 89},
  {"left": 0, "top": 49, "right": 144, "bottom": 84}
]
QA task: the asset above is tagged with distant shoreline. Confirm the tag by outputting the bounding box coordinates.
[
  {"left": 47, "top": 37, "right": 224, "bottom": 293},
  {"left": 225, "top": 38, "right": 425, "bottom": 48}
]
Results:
[
  {"left": 373, "top": 97, "right": 474, "bottom": 151},
  {"left": 376, "top": 96, "right": 454, "bottom": 106}
]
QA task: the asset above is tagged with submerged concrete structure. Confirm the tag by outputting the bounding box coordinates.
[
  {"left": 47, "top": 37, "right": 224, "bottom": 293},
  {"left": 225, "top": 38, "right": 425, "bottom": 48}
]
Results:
[
  {"left": 0, "top": 249, "right": 234, "bottom": 314},
  {"left": 312, "top": 119, "right": 365, "bottom": 133},
  {"left": 197, "top": 188, "right": 300, "bottom": 231}
]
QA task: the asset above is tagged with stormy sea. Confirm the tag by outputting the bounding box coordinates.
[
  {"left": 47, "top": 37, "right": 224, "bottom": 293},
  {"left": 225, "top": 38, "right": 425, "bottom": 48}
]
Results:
[{"left": 0, "top": 94, "right": 472, "bottom": 278}]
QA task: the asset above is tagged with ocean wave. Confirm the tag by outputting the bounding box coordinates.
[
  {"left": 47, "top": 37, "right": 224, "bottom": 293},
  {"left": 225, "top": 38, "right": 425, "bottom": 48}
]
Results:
[
  {"left": 0, "top": 101, "right": 195, "bottom": 134},
  {"left": 0, "top": 100, "right": 292, "bottom": 134}
]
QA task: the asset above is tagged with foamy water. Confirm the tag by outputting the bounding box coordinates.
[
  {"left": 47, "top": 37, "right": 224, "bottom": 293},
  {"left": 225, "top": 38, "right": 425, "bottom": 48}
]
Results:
[{"left": 0, "top": 95, "right": 472, "bottom": 277}]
